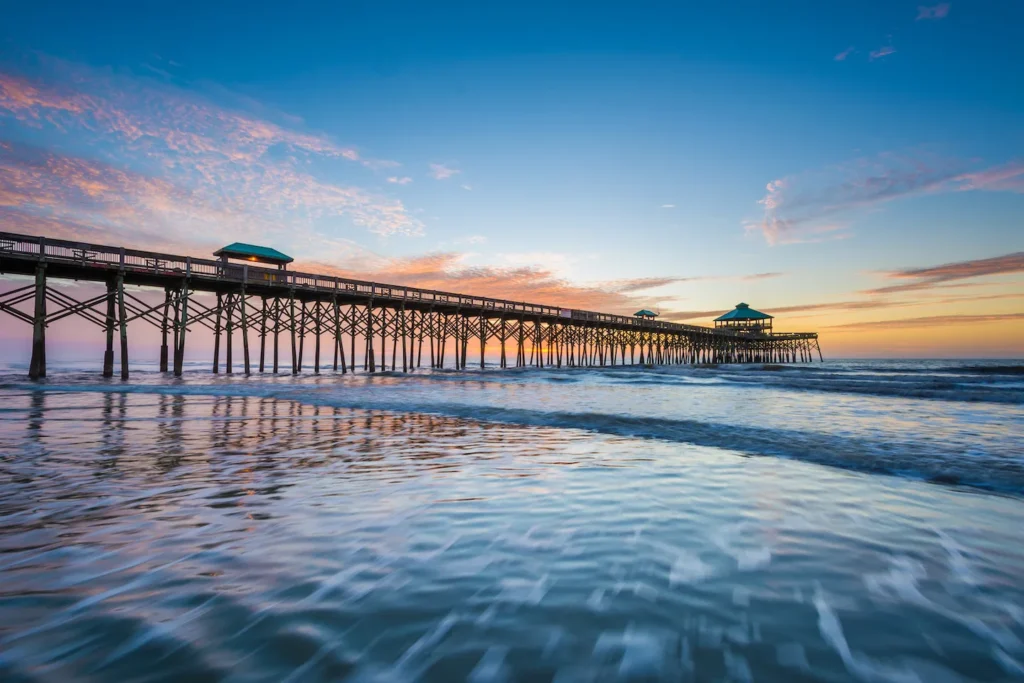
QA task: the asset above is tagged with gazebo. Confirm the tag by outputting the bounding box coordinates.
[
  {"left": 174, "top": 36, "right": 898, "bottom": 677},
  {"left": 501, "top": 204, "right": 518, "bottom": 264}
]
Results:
[
  {"left": 213, "top": 243, "right": 294, "bottom": 271},
  {"left": 634, "top": 309, "right": 658, "bottom": 320},
  {"left": 714, "top": 303, "right": 773, "bottom": 334}
]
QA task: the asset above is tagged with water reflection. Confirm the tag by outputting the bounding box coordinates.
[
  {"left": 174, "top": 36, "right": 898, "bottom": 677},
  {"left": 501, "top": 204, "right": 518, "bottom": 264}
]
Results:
[{"left": 0, "top": 388, "right": 1023, "bottom": 681}]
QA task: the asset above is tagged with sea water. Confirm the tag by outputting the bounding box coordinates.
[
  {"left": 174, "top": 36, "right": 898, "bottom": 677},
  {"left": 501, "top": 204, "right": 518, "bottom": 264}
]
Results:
[{"left": 0, "top": 360, "right": 1022, "bottom": 681}]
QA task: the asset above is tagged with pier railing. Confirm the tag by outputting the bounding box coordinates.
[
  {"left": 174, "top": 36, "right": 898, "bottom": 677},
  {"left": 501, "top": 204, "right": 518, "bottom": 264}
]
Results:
[{"left": 1, "top": 231, "right": 742, "bottom": 337}]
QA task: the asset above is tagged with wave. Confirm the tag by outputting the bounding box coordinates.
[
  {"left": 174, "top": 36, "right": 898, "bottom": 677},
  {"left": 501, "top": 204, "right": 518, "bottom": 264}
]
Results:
[
  {"left": 4, "top": 380, "right": 1022, "bottom": 497},
  {"left": 571, "top": 364, "right": 1024, "bottom": 405}
]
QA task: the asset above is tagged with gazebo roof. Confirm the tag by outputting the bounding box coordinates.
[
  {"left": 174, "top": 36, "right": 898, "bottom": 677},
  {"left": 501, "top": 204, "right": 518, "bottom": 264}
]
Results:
[
  {"left": 214, "top": 242, "right": 293, "bottom": 265},
  {"left": 634, "top": 309, "right": 658, "bottom": 318},
  {"left": 714, "top": 303, "right": 772, "bottom": 322}
]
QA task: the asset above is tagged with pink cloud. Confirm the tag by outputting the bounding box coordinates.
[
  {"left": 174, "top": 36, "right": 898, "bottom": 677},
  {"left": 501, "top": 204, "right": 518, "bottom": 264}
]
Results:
[
  {"left": 0, "top": 61, "right": 424, "bottom": 241},
  {"left": 869, "top": 45, "right": 896, "bottom": 61},
  {"left": 863, "top": 252, "right": 1024, "bottom": 295},
  {"left": 954, "top": 162, "right": 1024, "bottom": 192},
  {"left": 429, "top": 163, "right": 460, "bottom": 180},
  {"left": 826, "top": 313, "right": 1023, "bottom": 331},
  {"left": 301, "top": 251, "right": 651, "bottom": 313},
  {"left": 747, "top": 152, "right": 1024, "bottom": 245},
  {"left": 387, "top": 176, "right": 413, "bottom": 185},
  {"left": 834, "top": 47, "right": 855, "bottom": 61},
  {"left": 916, "top": 3, "right": 951, "bottom": 20}
]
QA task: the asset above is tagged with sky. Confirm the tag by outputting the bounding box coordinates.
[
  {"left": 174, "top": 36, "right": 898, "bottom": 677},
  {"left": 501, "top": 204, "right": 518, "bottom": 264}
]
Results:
[{"left": 1, "top": 0, "right": 1022, "bottom": 358}]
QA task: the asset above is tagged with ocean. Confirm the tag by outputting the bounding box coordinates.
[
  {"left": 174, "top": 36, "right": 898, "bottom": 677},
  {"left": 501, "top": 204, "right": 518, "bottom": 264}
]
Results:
[{"left": 1, "top": 359, "right": 1022, "bottom": 682}]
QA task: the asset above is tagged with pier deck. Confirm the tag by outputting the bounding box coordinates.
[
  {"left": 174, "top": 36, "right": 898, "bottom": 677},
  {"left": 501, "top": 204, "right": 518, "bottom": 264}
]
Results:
[{"left": 0, "top": 231, "right": 822, "bottom": 379}]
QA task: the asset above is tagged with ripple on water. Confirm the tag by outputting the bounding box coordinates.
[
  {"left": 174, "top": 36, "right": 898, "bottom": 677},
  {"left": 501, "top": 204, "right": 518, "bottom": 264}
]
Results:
[{"left": 0, "top": 385, "right": 1023, "bottom": 681}]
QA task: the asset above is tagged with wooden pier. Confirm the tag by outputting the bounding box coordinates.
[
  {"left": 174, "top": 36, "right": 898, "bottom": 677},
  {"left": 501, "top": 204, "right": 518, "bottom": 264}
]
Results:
[{"left": 0, "top": 231, "right": 822, "bottom": 379}]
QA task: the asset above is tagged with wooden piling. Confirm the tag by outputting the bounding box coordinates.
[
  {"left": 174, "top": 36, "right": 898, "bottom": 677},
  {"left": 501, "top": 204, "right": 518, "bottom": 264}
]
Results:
[
  {"left": 160, "top": 288, "right": 170, "bottom": 373},
  {"left": 117, "top": 274, "right": 129, "bottom": 380},
  {"left": 28, "top": 264, "right": 46, "bottom": 380}
]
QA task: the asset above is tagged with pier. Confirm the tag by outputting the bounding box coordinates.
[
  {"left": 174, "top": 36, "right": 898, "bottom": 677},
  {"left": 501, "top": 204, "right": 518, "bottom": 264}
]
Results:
[{"left": 0, "top": 231, "right": 822, "bottom": 379}]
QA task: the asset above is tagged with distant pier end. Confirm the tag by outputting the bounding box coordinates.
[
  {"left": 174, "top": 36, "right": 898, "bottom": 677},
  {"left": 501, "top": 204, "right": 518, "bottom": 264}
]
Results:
[{"left": 0, "top": 231, "right": 822, "bottom": 379}]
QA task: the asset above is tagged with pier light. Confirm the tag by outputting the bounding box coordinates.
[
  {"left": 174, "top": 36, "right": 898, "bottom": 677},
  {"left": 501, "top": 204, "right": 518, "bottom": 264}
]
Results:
[
  {"left": 213, "top": 243, "right": 294, "bottom": 271},
  {"left": 714, "top": 303, "right": 773, "bottom": 335}
]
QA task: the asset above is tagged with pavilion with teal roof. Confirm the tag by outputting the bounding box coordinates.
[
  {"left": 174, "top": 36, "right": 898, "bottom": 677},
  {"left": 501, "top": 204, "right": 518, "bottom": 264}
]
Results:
[
  {"left": 214, "top": 243, "right": 294, "bottom": 270},
  {"left": 714, "top": 303, "right": 773, "bottom": 334}
]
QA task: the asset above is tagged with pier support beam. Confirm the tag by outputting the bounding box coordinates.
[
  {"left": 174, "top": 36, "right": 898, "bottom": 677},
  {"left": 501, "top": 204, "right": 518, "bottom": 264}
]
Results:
[
  {"left": 213, "top": 292, "right": 223, "bottom": 374},
  {"left": 174, "top": 281, "right": 189, "bottom": 377},
  {"left": 241, "top": 289, "right": 251, "bottom": 375},
  {"left": 28, "top": 264, "right": 46, "bottom": 380},
  {"left": 117, "top": 274, "right": 129, "bottom": 380},
  {"left": 103, "top": 280, "right": 116, "bottom": 378}
]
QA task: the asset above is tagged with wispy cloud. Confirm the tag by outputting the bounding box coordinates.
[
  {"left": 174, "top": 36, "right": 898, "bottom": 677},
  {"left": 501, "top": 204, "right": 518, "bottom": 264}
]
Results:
[
  {"left": 863, "top": 252, "right": 1024, "bottom": 294},
  {"left": 748, "top": 151, "right": 1024, "bottom": 244},
  {"left": 916, "top": 3, "right": 951, "bottom": 20},
  {"left": 765, "top": 292, "right": 1023, "bottom": 315},
  {"left": 304, "top": 251, "right": 648, "bottom": 313},
  {"left": 869, "top": 45, "right": 896, "bottom": 61},
  {"left": 826, "top": 313, "right": 1023, "bottom": 331},
  {"left": 661, "top": 309, "right": 729, "bottom": 322},
  {"left": 662, "top": 291, "right": 1024, "bottom": 324},
  {"left": 834, "top": 47, "right": 855, "bottom": 61},
  {"left": 387, "top": 176, "right": 413, "bottom": 185},
  {"left": 0, "top": 59, "right": 424, "bottom": 248},
  {"left": 429, "top": 163, "right": 460, "bottom": 180},
  {"left": 0, "top": 142, "right": 413, "bottom": 258},
  {"left": 661, "top": 204, "right": 675, "bottom": 208},
  {"left": 605, "top": 277, "right": 691, "bottom": 294},
  {"left": 602, "top": 272, "right": 783, "bottom": 294},
  {"left": 461, "top": 184, "right": 473, "bottom": 191}
]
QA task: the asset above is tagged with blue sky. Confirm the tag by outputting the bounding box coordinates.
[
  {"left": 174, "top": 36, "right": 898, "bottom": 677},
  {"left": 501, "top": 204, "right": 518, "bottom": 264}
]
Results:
[{"left": 1, "top": 1, "right": 1022, "bottom": 356}]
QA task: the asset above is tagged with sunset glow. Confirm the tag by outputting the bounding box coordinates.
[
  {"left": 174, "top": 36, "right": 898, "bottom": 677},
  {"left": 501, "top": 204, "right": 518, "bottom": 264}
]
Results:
[{"left": 1, "top": 2, "right": 1021, "bottom": 358}]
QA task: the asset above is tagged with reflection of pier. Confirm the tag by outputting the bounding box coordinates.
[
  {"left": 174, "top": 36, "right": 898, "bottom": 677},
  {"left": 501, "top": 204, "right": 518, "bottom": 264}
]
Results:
[{"left": 0, "top": 231, "right": 822, "bottom": 379}]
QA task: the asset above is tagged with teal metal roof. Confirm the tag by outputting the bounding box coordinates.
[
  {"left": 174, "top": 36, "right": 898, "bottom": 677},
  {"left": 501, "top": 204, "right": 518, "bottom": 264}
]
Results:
[
  {"left": 634, "top": 309, "right": 658, "bottom": 318},
  {"left": 214, "top": 242, "right": 293, "bottom": 264},
  {"left": 714, "top": 303, "right": 773, "bottom": 322}
]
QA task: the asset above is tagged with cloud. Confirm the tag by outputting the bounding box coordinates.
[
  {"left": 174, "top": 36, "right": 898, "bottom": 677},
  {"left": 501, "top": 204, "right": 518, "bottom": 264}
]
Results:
[
  {"left": 762, "top": 294, "right": 999, "bottom": 316},
  {"left": 863, "top": 252, "right": 1024, "bottom": 294},
  {"left": 825, "top": 313, "right": 1023, "bottom": 331},
  {"left": 605, "top": 277, "right": 691, "bottom": 294},
  {"left": 361, "top": 158, "right": 401, "bottom": 171},
  {"left": 659, "top": 290, "right": 1024, "bottom": 324},
  {"left": 741, "top": 272, "right": 784, "bottom": 281},
  {"left": 661, "top": 309, "right": 728, "bottom": 322},
  {"left": 303, "top": 251, "right": 647, "bottom": 313},
  {"left": 461, "top": 184, "right": 473, "bottom": 191},
  {"left": 661, "top": 204, "right": 675, "bottom": 208},
  {"left": 429, "top": 163, "right": 460, "bottom": 180},
  {"left": 0, "top": 142, "right": 422, "bottom": 261},
  {"left": 748, "top": 151, "right": 1024, "bottom": 244},
  {"left": 916, "top": 3, "right": 951, "bottom": 20},
  {"left": 0, "top": 60, "right": 424, "bottom": 243},
  {"left": 834, "top": 47, "right": 855, "bottom": 61},
  {"left": 869, "top": 45, "right": 896, "bottom": 61},
  {"left": 955, "top": 162, "right": 1024, "bottom": 192},
  {"left": 387, "top": 176, "right": 413, "bottom": 185}
]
